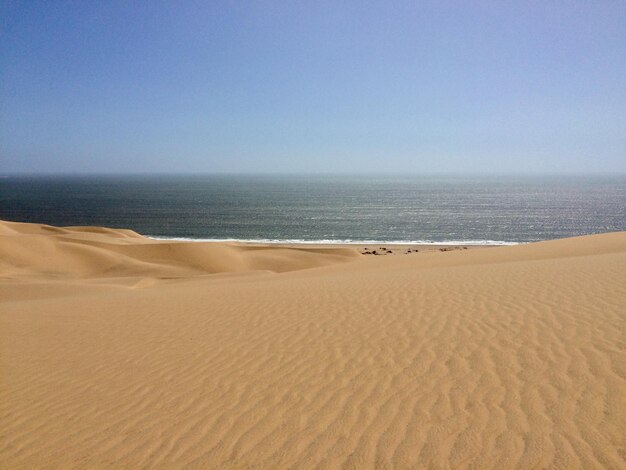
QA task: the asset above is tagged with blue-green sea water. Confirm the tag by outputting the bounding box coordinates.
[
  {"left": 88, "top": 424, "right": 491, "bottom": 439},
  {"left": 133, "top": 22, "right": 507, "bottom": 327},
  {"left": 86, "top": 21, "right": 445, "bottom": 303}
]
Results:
[{"left": 1, "top": 175, "right": 624, "bottom": 244}]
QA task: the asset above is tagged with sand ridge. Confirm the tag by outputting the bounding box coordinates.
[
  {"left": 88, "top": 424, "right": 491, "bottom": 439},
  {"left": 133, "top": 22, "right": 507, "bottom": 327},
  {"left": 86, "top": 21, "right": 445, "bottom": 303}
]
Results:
[
  {"left": 1, "top": 220, "right": 625, "bottom": 468},
  {"left": 0, "top": 220, "right": 361, "bottom": 281}
]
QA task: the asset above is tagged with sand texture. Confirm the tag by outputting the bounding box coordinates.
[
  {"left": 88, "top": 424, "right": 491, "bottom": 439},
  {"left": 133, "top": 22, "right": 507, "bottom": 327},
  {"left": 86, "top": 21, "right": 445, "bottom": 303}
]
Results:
[{"left": 1, "top": 220, "right": 625, "bottom": 469}]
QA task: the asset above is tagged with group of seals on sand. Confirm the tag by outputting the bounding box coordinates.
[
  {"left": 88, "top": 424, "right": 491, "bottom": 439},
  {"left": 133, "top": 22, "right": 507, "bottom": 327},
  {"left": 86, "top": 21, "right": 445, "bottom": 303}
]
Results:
[
  {"left": 362, "top": 247, "right": 410, "bottom": 255},
  {"left": 362, "top": 246, "right": 469, "bottom": 255}
]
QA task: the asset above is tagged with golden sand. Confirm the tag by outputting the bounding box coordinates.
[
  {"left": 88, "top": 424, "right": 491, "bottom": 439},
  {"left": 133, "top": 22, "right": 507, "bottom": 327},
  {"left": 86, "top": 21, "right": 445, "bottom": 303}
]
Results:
[{"left": 1, "top": 220, "right": 624, "bottom": 468}]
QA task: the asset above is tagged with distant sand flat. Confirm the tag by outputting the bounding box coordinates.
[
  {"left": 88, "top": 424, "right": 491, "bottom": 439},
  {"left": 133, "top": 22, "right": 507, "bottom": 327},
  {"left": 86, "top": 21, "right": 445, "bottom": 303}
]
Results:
[{"left": 1, "top": 220, "right": 625, "bottom": 468}]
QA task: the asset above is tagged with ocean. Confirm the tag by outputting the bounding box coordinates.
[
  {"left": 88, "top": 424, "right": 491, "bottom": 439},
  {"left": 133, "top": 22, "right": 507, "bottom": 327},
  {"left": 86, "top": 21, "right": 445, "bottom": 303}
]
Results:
[{"left": 1, "top": 174, "right": 624, "bottom": 245}]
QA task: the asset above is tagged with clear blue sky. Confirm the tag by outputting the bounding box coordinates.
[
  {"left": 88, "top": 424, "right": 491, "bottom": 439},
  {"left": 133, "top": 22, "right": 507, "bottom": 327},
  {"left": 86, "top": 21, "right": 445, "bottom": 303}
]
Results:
[{"left": 1, "top": 1, "right": 625, "bottom": 174}]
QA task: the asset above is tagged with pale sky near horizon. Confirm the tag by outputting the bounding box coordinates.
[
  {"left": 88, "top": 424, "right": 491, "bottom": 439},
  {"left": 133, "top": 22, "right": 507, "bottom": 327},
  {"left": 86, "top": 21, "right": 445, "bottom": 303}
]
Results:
[{"left": 1, "top": 1, "right": 625, "bottom": 174}]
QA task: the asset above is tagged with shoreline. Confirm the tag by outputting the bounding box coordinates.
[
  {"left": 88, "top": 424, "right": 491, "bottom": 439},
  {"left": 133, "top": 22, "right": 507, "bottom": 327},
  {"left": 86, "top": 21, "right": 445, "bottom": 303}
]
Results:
[
  {"left": 236, "top": 242, "right": 495, "bottom": 255},
  {"left": 147, "top": 236, "right": 509, "bottom": 256},
  {"left": 147, "top": 235, "right": 519, "bottom": 247}
]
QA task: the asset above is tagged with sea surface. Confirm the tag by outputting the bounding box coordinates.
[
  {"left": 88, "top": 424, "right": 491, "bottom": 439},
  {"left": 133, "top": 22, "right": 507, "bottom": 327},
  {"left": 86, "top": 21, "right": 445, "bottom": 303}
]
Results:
[{"left": 1, "top": 175, "right": 625, "bottom": 244}]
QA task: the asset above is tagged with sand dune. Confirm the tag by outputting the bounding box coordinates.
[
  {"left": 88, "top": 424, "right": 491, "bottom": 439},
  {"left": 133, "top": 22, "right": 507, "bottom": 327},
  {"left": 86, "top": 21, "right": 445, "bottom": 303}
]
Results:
[
  {"left": 1, "top": 221, "right": 625, "bottom": 468},
  {"left": 0, "top": 220, "right": 360, "bottom": 280}
]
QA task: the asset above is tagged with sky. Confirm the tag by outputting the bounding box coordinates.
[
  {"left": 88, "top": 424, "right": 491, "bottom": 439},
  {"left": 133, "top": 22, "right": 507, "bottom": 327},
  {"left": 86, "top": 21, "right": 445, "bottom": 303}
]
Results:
[{"left": 1, "top": 1, "right": 625, "bottom": 174}]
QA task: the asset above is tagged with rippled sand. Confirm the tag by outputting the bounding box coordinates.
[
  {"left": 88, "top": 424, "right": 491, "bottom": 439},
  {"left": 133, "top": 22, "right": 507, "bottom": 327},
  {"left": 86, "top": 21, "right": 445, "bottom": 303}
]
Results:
[{"left": 1, "top": 220, "right": 624, "bottom": 468}]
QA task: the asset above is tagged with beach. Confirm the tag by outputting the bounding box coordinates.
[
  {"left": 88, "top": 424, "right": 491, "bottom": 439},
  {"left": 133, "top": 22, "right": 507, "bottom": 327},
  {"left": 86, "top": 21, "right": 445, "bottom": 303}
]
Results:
[{"left": 1, "top": 219, "right": 625, "bottom": 468}]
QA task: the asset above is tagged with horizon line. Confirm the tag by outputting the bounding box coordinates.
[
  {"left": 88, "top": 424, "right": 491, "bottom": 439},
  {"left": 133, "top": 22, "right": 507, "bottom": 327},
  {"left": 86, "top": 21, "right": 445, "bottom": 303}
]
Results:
[{"left": 3, "top": 171, "right": 626, "bottom": 177}]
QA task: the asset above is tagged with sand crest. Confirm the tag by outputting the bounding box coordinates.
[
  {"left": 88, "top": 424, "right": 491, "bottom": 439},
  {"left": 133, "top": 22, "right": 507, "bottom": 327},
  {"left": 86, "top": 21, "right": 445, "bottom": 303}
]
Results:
[{"left": 1, "top": 220, "right": 625, "bottom": 468}]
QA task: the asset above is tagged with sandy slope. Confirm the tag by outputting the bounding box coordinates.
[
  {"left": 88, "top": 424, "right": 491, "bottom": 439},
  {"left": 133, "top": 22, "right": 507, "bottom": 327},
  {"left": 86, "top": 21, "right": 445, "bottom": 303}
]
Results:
[{"left": 1, "top": 220, "right": 625, "bottom": 469}]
